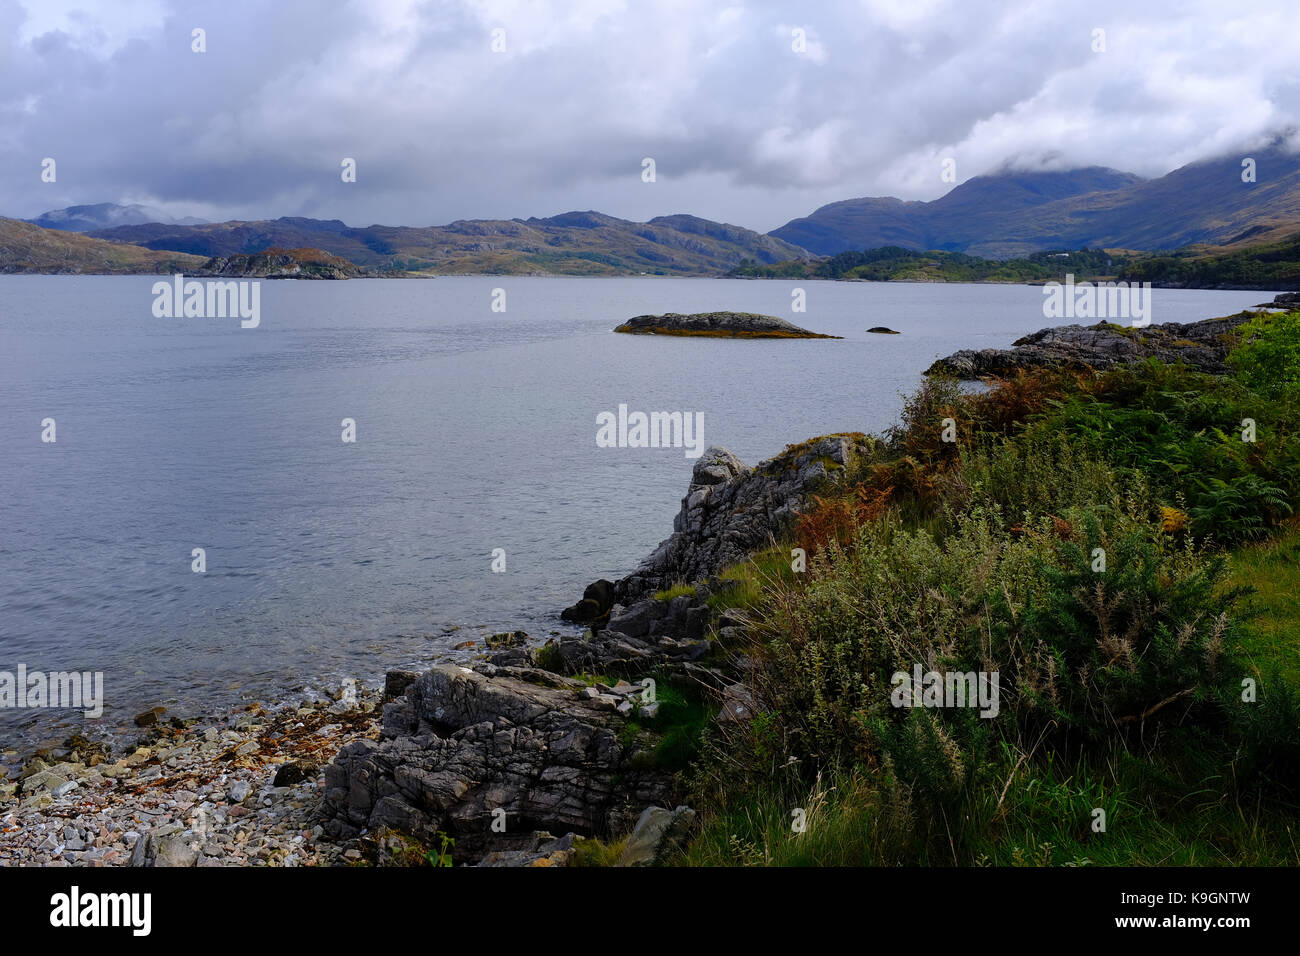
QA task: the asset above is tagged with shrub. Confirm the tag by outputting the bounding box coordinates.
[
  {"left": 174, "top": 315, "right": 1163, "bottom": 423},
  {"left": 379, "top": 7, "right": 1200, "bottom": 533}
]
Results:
[
  {"left": 1020, "top": 361, "right": 1300, "bottom": 542},
  {"left": 1228, "top": 310, "right": 1300, "bottom": 396},
  {"left": 678, "top": 359, "right": 1300, "bottom": 867},
  {"left": 751, "top": 494, "right": 1246, "bottom": 807}
]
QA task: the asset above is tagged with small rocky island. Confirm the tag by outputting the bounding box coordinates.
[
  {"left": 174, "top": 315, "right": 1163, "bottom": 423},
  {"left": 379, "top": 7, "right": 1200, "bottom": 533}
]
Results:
[
  {"left": 194, "top": 247, "right": 363, "bottom": 279},
  {"left": 926, "top": 313, "right": 1254, "bottom": 379},
  {"left": 615, "top": 311, "right": 841, "bottom": 339}
]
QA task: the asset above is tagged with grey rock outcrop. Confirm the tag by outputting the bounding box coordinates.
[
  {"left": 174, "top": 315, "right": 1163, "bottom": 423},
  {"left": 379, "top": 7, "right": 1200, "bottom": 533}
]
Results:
[
  {"left": 926, "top": 314, "right": 1253, "bottom": 379},
  {"left": 1257, "top": 292, "right": 1300, "bottom": 309},
  {"left": 327, "top": 436, "right": 872, "bottom": 863},
  {"left": 323, "top": 664, "right": 676, "bottom": 861},
  {"left": 384, "top": 669, "right": 420, "bottom": 701},
  {"left": 613, "top": 435, "right": 875, "bottom": 601},
  {"left": 554, "top": 617, "right": 711, "bottom": 678}
]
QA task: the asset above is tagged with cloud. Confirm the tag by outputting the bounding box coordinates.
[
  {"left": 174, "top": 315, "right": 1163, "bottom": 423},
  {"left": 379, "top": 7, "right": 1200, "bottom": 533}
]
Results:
[{"left": 0, "top": 0, "right": 1297, "bottom": 232}]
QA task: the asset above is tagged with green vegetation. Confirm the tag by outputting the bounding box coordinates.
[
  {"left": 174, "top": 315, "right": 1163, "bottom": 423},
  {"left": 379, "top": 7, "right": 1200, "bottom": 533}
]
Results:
[
  {"left": 706, "top": 546, "right": 798, "bottom": 615},
  {"left": 624, "top": 681, "right": 712, "bottom": 773},
  {"left": 1120, "top": 232, "right": 1300, "bottom": 289},
  {"left": 731, "top": 246, "right": 1128, "bottom": 282},
  {"left": 733, "top": 232, "right": 1300, "bottom": 291},
  {"left": 646, "top": 686, "right": 711, "bottom": 770},
  {"left": 1228, "top": 309, "right": 1300, "bottom": 396},
  {"left": 425, "top": 832, "right": 455, "bottom": 868},
  {"left": 654, "top": 582, "right": 697, "bottom": 602},
  {"left": 533, "top": 640, "right": 565, "bottom": 672},
  {"left": 660, "top": 315, "right": 1300, "bottom": 866},
  {"left": 570, "top": 834, "right": 630, "bottom": 866},
  {"left": 1229, "top": 531, "right": 1300, "bottom": 688}
]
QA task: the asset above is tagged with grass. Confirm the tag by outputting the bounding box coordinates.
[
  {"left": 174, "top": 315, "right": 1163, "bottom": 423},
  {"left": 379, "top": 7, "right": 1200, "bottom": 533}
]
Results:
[
  {"left": 682, "top": 749, "right": 1300, "bottom": 866},
  {"left": 570, "top": 834, "right": 630, "bottom": 866},
  {"left": 533, "top": 641, "right": 564, "bottom": 672},
  {"left": 567, "top": 672, "right": 614, "bottom": 687},
  {"left": 623, "top": 684, "right": 712, "bottom": 772},
  {"left": 1229, "top": 524, "right": 1300, "bottom": 686},
  {"left": 654, "top": 582, "right": 697, "bottom": 602},
  {"left": 706, "top": 545, "right": 796, "bottom": 615}
]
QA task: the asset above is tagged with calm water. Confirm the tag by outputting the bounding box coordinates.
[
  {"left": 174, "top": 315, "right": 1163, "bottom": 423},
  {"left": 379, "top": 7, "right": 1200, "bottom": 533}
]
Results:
[{"left": 0, "top": 276, "right": 1272, "bottom": 747}]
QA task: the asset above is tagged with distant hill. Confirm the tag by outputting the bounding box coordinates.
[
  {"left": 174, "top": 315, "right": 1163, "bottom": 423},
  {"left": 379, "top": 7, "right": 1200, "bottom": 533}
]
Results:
[
  {"left": 0, "top": 217, "right": 205, "bottom": 274},
  {"left": 731, "top": 245, "right": 1129, "bottom": 283},
  {"left": 1118, "top": 231, "right": 1300, "bottom": 290},
  {"left": 85, "top": 210, "right": 809, "bottom": 275},
  {"left": 772, "top": 168, "right": 1142, "bottom": 256},
  {"left": 30, "top": 202, "right": 208, "bottom": 232},
  {"left": 770, "top": 143, "right": 1300, "bottom": 258},
  {"left": 733, "top": 230, "right": 1300, "bottom": 292}
]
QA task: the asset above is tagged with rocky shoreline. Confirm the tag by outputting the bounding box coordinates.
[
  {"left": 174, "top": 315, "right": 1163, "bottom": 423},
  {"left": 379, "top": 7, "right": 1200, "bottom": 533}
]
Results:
[
  {"left": 0, "top": 683, "right": 383, "bottom": 867},
  {"left": 1, "top": 434, "right": 860, "bottom": 867},
  {"left": 320, "top": 435, "right": 866, "bottom": 865},
  {"left": 8, "top": 305, "right": 1273, "bottom": 867},
  {"left": 926, "top": 313, "right": 1255, "bottom": 379}
]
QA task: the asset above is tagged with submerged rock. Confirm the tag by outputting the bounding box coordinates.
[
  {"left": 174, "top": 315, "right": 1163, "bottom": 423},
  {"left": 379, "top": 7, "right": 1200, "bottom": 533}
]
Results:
[
  {"left": 560, "top": 579, "right": 616, "bottom": 625},
  {"left": 134, "top": 707, "right": 166, "bottom": 727},
  {"left": 614, "top": 311, "right": 841, "bottom": 339},
  {"left": 866, "top": 326, "right": 900, "bottom": 334},
  {"left": 485, "top": 630, "right": 529, "bottom": 650}
]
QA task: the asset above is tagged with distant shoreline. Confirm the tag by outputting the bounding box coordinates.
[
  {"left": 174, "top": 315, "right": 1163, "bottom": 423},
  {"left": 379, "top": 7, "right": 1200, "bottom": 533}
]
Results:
[{"left": 2, "top": 271, "right": 1292, "bottom": 293}]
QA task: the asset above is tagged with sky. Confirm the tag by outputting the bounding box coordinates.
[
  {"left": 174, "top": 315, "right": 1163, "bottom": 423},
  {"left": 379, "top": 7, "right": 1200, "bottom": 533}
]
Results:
[{"left": 0, "top": 0, "right": 1297, "bottom": 233}]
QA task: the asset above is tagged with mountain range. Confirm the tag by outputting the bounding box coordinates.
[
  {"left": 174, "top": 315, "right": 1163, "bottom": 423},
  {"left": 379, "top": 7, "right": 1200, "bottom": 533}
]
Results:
[
  {"left": 76, "top": 210, "right": 808, "bottom": 275},
  {"left": 6, "top": 142, "right": 1300, "bottom": 276},
  {"left": 771, "top": 143, "right": 1300, "bottom": 258}
]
